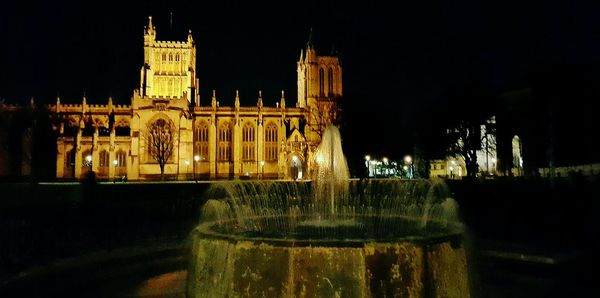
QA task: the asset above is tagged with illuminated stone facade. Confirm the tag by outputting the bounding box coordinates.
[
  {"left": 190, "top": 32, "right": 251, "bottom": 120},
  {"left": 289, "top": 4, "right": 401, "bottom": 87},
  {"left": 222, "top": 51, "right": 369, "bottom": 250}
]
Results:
[{"left": 51, "top": 17, "right": 342, "bottom": 180}]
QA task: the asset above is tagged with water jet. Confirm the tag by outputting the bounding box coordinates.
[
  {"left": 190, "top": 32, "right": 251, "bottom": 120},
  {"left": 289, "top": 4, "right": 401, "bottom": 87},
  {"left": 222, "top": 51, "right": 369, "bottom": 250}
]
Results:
[{"left": 188, "top": 126, "right": 470, "bottom": 297}]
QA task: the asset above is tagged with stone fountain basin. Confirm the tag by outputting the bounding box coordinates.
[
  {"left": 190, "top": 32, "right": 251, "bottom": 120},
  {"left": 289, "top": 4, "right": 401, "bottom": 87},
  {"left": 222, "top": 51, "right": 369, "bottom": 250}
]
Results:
[{"left": 187, "top": 216, "right": 470, "bottom": 298}]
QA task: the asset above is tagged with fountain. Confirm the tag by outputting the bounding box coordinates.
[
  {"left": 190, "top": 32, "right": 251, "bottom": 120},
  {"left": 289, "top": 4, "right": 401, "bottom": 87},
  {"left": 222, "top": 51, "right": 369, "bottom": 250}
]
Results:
[{"left": 187, "top": 126, "right": 470, "bottom": 297}]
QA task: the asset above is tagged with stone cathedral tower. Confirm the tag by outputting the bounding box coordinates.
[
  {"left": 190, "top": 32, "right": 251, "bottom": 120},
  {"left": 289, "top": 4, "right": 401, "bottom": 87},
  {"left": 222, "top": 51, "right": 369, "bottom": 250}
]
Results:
[
  {"left": 297, "top": 42, "right": 343, "bottom": 144},
  {"left": 140, "top": 16, "right": 198, "bottom": 102}
]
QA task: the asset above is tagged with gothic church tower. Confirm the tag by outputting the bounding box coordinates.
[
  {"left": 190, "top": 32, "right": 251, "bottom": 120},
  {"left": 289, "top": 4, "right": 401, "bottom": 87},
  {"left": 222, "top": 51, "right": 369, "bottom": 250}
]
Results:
[
  {"left": 297, "top": 42, "right": 342, "bottom": 144},
  {"left": 140, "top": 16, "right": 198, "bottom": 102}
]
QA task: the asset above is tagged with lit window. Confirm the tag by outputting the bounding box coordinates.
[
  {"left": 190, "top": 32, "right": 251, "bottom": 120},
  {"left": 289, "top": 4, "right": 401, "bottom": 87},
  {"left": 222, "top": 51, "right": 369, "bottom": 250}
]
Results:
[
  {"left": 242, "top": 122, "right": 256, "bottom": 161},
  {"left": 218, "top": 122, "right": 232, "bottom": 161},
  {"left": 265, "top": 122, "right": 278, "bottom": 161},
  {"left": 194, "top": 121, "right": 209, "bottom": 160}
]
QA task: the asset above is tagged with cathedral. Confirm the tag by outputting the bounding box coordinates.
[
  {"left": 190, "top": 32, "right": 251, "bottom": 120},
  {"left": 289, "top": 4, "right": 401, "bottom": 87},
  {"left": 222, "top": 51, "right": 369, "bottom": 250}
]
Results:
[{"left": 51, "top": 17, "right": 342, "bottom": 180}]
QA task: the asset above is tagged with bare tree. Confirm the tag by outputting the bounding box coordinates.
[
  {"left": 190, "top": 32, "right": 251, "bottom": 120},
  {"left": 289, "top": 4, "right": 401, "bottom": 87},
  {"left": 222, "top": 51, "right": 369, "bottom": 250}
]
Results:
[
  {"left": 447, "top": 118, "right": 496, "bottom": 178},
  {"left": 306, "top": 100, "right": 340, "bottom": 142},
  {"left": 146, "top": 118, "right": 176, "bottom": 180}
]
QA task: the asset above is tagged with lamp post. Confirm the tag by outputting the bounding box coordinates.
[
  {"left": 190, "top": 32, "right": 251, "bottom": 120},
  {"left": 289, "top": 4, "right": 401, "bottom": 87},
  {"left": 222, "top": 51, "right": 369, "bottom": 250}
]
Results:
[
  {"left": 383, "top": 157, "right": 388, "bottom": 177},
  {"left": 365, "top": 155, "right": 371, "bottom": 178},
  {"left": 194, "top": 154, "right": 200, "bottom": 182},
  {"left": 404, "top": 155, "right": 413, "bottom": 179},
  {"left": 260, "top": 160, "right": 265, "bottom": 179},
  {"left": 113, "top": 159, "right": 118, "bottom": 183},
  {"left": 85, "top": 154, "right": 92, "bottom": 171}
]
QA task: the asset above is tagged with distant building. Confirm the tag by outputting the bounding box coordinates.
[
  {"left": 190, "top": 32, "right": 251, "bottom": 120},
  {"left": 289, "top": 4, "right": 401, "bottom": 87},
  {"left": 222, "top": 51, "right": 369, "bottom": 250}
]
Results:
[
  {"left": 0, "top": 17, "right": 343, "bottom": 180},
  {"left": 429, "top": 158, "right": 465, "bottom": 179}
]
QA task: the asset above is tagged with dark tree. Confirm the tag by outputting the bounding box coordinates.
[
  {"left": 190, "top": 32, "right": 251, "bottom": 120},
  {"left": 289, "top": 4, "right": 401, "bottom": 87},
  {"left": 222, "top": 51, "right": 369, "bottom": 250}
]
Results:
[
  {"left": 146, "top": 118, "right": 176, "bottom": 180},
  {"left": 444, "top": 82, "right": 496, "bottom": 178},
  {"left": 306, "top": 100, "right": 340, "bottom": 142}
]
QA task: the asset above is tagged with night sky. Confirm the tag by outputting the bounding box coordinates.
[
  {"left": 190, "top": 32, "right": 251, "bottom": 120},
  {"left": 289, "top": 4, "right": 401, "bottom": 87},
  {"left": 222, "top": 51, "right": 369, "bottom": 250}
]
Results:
[{"left": 1, "top": 0, "right": 600, "bottom": 165}]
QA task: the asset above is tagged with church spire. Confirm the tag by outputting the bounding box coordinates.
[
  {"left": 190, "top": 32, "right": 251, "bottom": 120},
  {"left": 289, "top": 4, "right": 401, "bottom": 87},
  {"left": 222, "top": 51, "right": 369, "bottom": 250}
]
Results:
[
  {"left": 307, "top": 27, "right": 313, "bottom": 48},
  {"left": 144, "top": 16, "right": 156, "bottom": 43}
]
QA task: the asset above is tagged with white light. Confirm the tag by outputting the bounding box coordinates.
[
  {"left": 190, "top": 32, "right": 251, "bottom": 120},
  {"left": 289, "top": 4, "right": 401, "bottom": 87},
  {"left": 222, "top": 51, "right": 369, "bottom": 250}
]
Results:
[
  {"left": 491, "top": 158, "right": 497, "bottom": 163},
  {"left": 185, "top": 160, "right": 190, "bottom": 166},
  {"left": 404, "top": 155, "right": 412, "bottom": 164},
  {"left": 260, "top": 160, "right": 265, "bottom": 166},
  {"left": 383, "top": 157, "right": 388, "bottom": 164},
  {"left": 316, "top": 153, "right": 324, "bottom": 164},
  {"left": 450, "top": 166, "right": 454, "bottom": 171},
  {"left": 451, "top": 160, "right": 457, "bottom": 165},
  {"left": 194, "top": 155, "right": 200, "bottom": 162},
  {"left": 292, "top": 156, "right": 298, "bottom": 162},
  {"left": 365, "top": 155, "right": 370, "bottom": 161},
  {"left": 403, "top": 165, "right": 408, "bottom": 170},
  {"left": 85, "top": 155, "right": 92, "bottom": 163},
  {"left": 113, "top": 159, "right": 118, "bottom": 166}
]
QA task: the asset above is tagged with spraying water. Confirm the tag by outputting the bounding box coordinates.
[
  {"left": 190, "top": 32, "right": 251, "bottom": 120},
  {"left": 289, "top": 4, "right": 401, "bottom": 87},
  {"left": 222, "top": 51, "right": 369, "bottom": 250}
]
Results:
[
  {"left": 188, "top": 125, "right": 470, "bottom": 297},
  {"left": 313, "top": 126, "right": 350, "bottom": 215}
]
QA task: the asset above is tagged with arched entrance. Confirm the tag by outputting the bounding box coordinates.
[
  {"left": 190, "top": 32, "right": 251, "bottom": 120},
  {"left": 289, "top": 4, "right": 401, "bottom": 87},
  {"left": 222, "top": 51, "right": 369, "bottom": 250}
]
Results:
[{"left": 289, "top": 154, "right": 303, "bottom": 180}]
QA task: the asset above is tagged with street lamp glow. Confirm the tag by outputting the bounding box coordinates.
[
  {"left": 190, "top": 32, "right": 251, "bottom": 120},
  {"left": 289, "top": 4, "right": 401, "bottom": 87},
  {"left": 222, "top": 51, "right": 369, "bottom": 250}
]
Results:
[
  {"left": 194, "top": 155, "right": 200, "bottom": 162},
  {"left": 404, "top": 155, "right": 412, "bottom": 164},
  {"left": 260, "top": 160, "right": 265, "bottom": 166},
  {"left": 85, "top": 155, "right": 92, "bottom": 163},
  {"left": 365, "top": 155, "right": 370, "bottom": 161},
  {"left": 113, "top": 159, "right": 118, "bottom": 166},
  {"left": 185, "top": 160, "right": 190, "bottom": 166},
  {"left": 382, "top": 157, "right": 388, "bottom": 164},
  {"left": 403, "top": 165, "right": 409, "bottom": 171}
]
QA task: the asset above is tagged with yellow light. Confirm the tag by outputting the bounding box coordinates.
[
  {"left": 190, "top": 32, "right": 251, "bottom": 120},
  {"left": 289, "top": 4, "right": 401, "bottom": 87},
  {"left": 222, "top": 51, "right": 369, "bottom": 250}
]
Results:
[
  {"left": 185, "top": 160, "right": 190, "bottom": 166},
  {"left": 194, "top": 155, "right": 200, "bottom": 162},
  {"left": 260, "top": 160, "right": 265, "bottom": 166},
  {"left": 365, "top": 155, "right": 370, "bottom": 161},
  {"left": 404, "top": 155, "right": 412, "bottom": 164},
  {"left": 383, "top": 157, "right": 388, "bottom": 164},
  {"left": 85, "top": 155, "right": 92, "bottom": 163}
]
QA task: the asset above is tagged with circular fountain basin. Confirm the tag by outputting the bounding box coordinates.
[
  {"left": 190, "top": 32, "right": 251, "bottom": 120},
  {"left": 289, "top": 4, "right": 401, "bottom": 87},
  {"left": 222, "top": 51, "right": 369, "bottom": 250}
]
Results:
[{"left": 187, "top": 215, "right": 470, "bottom": 298}]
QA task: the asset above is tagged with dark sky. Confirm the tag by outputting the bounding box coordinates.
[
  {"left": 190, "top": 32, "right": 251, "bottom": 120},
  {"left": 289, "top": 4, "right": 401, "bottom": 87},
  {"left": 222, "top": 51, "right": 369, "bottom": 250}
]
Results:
[{"left": 1, "top": 0, "right": 600, "bottom": 163}]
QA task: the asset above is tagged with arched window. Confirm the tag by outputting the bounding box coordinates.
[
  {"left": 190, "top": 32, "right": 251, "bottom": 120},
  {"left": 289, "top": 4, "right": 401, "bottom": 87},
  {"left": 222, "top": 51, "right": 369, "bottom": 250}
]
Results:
[
  {"left": 265, "top": 122, "right": 278, "bottom": 161},
  {"left": 98, "top": 150, "right": 109, "bottom": 176},
  {"left": 175, "top": 53, "right": 180, "bottom": 62},
  {"left": 319, "top": 68, "right": 325, "bottom": 96},
  {"left": 162, "top": 52, "right": 167, "bottom": 61},
  {"left": 154, "top": 54, "right": 161, "bottom": 71},
  {"left": 64, "top": 148, "right": 75, "bottom": 178},
  {"left": 167, "top": 78, "right": 173, "bottom": 95},
  {"left": 115, "top": 149, "right": 127, "bottom": 176},
  {"left": 174, "top": 78, "right": 180, "bottom": 96},
  {"left": 169, "top": 53, "right": 173, "bottom": 62},
  {"left": 242, "top": 122, "right": 255, "bottom": 161},
  {"left": 328, "top": 67, "right": 334, "bottom": 95},
  {"left": 194, "top": 121, "right": 209, "bottom": 160},
  {"left": 218, "top": 122, "right": 232, "bottom": 161},
  {"left": 99, "top": 150, "right": 109, "bottom": 168}
]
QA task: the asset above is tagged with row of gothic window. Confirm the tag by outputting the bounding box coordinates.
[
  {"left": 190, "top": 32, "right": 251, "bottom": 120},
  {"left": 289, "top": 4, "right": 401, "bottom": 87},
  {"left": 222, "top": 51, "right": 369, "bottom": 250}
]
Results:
[
  {"left": 318, "top": 68, "right": 336, "bottom": 96},
  {"left": 193, "top": 122, "right": 279, "bottom": 162},
  {"left": 65, "top": 149, "right": 127, "bottom": 176},
  {"left": 161, "top": 52, "right": 182, "bottom": 62}
]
